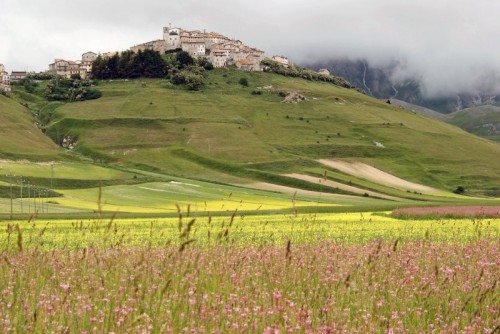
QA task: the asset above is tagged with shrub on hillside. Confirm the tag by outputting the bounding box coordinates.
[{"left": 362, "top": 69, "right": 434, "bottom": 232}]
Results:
[
  {"left": 171, "top": 71, "right": 204, "bottom": 91},
  {"left": 239, "top": 77, "right": 249, "bottom": 86},
  {"left": 198, "top": 58, "right": 214, "bottom": 71},
  {"left": 176, "top": 51, "right": 194, "bottom": 68},
  {"left": 261, "top": 59, "right": 355, "bottom": 88},
  {"left": 44, "top": 77, "right": 102, "bottom": 102},
  {"left": 28, "top": 72, "right": 55, "bottom": 80}
]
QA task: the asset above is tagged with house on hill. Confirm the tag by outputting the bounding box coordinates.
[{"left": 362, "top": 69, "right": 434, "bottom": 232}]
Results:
[
  {"left": 82, "top": 51, "right": 98, "bottom": 62},
  {"left": 181, "top": 41, "right": 206, "bottom": 57},
  {"left": 10, "top": 71, "right": 28, "bottom": 82},
  {"left": 48, "top": 59, "right": 80, "bottom": 78},
  {"left": 80, "top": 52, "right": 98, "bottom": 75},
  {"left": 47, "top": 52, "right": 97, "bottom": 79},
  {"left": 318, "top": 68, "right": 330, "bottom": 76},
  {"left": 236, "top": 59, "right": 255, "bottom": 71},
  {"left": 272, "top": 56, "right": 289, "bottom": 67},
  {"left": 210, "top": 50, "right": 230, "bottom": 68},
  {"left": 0, "top": 64, "right": 11, "bottom": 93}
]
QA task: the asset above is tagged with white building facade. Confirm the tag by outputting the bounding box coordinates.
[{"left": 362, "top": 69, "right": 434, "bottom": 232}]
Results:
[{"left": 0, "top": 64, "right": 11, "bottom": 93}]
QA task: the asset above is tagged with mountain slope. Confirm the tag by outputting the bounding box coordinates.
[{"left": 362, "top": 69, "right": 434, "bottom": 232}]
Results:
[
  {"left": 37, "top": 69, "right": 500, "bottom": 195},
  {"left": 306, "top": 59, "right": 498, "bottom": 114},
  {"left": 388, "top": 99, "right": 445, "bottom": 120},
  {"left": 444, "top": 105, "right": 500, "bottom": 142}
]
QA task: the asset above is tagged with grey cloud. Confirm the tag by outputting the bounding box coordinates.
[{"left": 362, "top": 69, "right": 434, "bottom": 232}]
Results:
[{"left": 2, "top": 0, "right": 500, "bottom": 98}]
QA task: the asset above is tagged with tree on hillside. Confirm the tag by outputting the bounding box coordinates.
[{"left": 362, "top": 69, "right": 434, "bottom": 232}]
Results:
[
  {"left": 129, "top": 50, "right": 145, "bottom": 78},
  {"left": 176, "top": 51, "right": 194, "bottom": 68},
  {"left": 107, "top": 54, "right": 120, "bottom": 78},
  {"left": 143, "top": 49, "right": 166, "bottom": 78},
  {"left": 118, "top": 50, "right": 135, "bottom": 78},
  {"left": 91, "top": 55, "right": 106, "bottom": 79}
]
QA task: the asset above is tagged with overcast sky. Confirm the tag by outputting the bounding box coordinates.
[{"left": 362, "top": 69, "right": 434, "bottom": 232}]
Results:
[{"left": 2, "top": 0, "right": 500, "bottom": 97}]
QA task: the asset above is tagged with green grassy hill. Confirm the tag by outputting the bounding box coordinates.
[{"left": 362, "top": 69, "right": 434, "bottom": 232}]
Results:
[
  {"left": 388, "top": 98, "right": 446, "bottom": 120},
  {"left": 444, "top": 105, "right": 500, "bottom": 142},
  {"left": 2, "top": 68, "right": 500, "bottom": 218},
  {"left": 0, "top": 95, "right": 61, "bottom": 160},
  {"left": 38, "top": 69, "right": 500, "bottom": 196}
]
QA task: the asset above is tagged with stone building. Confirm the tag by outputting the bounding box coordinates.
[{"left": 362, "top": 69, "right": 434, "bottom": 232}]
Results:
[
  {"left": 0, "top": 64, "right": 11, "bottom": 93},
  {"left": 80, "top": 51, "right": 98, "bottom": 75},
  {"left": 272, "top": 56, "right": 289, "bottom": 67},
  {"left": 130, "top": 40, "right": 166, "bottom": 53},
  {"left": 47, "top": 52, "right": 97, "bottom": 79},
  {"left": 48, "top": 59, "right": 80, "bottom": 78},
  {"left": 318, "top": 68, "right": 330, "bottom": 76},
  {"left": 10, "top": 71, "right": 28, "bottom": 82},
  {"left": 181, "top": 41, "right": 206, "bottom": 57},
  {"left": 210, "top": 50, "right": 230, "bottom": 68}
]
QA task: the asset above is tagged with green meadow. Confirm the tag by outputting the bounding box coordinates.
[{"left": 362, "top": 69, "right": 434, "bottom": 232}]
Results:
[
  {"left": 1, "top": 68, "right": 500, "bottom": 219},
  {"left": 0, "top": 68, "right": 499, "bottom": 334}
]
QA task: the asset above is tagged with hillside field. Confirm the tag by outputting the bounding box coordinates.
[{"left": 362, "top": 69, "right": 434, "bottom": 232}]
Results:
[
  {"left": 1, "top": 68, "right": 499, "bottom": 334},
  {"left": 1, "top": 68, "right": 500, "bottom": 217}
]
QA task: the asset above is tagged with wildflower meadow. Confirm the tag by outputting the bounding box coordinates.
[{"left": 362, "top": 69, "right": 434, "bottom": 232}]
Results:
[{"left": 0, "top": 211, "right": 498, "bottom": 333}]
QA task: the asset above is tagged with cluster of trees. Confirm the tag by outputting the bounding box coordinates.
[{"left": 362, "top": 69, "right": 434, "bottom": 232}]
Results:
[
  {"left": 91, "top": 50, "right": 166, "bottom": 79},
  {"left": 44, "top": 77, "right": 102, "bottom": 102},
  {"left": 261, "top": 59, "right": 355, "bottom": 89},
  {"left": 90, "top": 49, "right": 214, "bottom": 90},
  {"left": 11, "top": 74, "right": 102, "bottom": 103}
]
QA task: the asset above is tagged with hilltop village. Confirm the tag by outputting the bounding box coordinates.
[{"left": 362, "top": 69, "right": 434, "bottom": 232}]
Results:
[
  {"left": 0, "top": 25, "right": 333, "bottom": 92},
  {"left": 130, "top": 26, "right": 268, "bottom": 71}
]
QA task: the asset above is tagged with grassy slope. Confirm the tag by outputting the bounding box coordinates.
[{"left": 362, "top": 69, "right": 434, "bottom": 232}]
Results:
[
  {"left": 444, "top": 105, "right": 500, "bottom": 142},
  {"left": 389, "top": 98, "right": 446, "bottom": 120},
  {"left": 0, "top": 95, "right": 60, "bottom": 160},
  {"left": 46, "top": 69, "right": 500, "bottom": 195},
  {"left": 2, "top": 70, "right": 500, "bottom": 218}
]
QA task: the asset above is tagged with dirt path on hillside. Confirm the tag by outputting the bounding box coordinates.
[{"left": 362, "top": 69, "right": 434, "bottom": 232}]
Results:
[
  {"left": 237, "top": 182, "right": 359, "bottom": 200},
  {"left": 284, "top": 173, "right": 400, "bottom": 200},
  {"left": 318, "top": 159, "right": 438, "bottom": 194}
]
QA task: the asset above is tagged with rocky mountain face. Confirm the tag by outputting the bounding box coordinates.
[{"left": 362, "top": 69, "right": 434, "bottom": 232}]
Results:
[{"left": 305, "top": 59, "right": 498, "bottom": 114}]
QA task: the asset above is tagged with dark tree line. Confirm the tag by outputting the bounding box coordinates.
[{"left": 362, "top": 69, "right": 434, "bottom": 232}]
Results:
[
  {"left": 91, "top": 50, "right": 214, "bottom": 91},
  {"left": 91, "top": 49, "right": 167, "bottom": 79}
]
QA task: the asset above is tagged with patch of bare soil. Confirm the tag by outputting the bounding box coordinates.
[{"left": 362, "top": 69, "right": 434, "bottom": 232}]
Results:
[
  {"left": 284, "top": 173, "right": 401, "bottom": 200},
  {"left": 283, "top": 91, "right": 306, "bottom": 103},
  {"left": 236, "top": 182, "right": 358, "bottom": 200},
  {"left": 318, "top": 159, "right": 438, "bottom": 194}
]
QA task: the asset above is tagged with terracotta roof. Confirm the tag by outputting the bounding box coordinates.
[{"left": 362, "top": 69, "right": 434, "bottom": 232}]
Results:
[{"left": 237, "top": 59, "right": 253, "bottom": 65}]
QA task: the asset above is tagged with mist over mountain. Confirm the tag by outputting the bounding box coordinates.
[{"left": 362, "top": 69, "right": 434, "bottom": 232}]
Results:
[{"left": 304, "top": 58, "right": 499, "bottom": 114}]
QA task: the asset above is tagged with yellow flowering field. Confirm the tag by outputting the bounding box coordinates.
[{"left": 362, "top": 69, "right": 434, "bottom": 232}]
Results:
[{"left": 2, "top": 212, "right": 499, "bottom": 250}]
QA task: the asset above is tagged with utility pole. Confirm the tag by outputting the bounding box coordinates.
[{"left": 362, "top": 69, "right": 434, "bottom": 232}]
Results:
[
  {"left": 33, "top": 185, "right": 37, "bottom": 212},
  {"left": 38, "top": 188, "right": 41, "bottom": 214},
  {"left": 19, "top": 177, "right": 23, "bottom": 215},
  {"left": 51, "top": 164, "right": 54, "bottom": 189},
  {"left": 27, "top": 181, "right": 31, "bottom": 214},
  {"left": 44, "top": 189, "right": 48, "bottom": 214},
  {"left": 9, "top": 173, "right": 13, "bottom": 220}
]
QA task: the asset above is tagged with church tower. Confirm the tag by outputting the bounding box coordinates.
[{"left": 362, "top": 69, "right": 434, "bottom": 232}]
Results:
[{"left": 163, "top": 26, "right": 181, "bottom": 51}]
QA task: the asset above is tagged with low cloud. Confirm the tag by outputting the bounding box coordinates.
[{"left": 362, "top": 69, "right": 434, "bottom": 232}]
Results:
[{"left": 2, "top": 0, "right": 499, "bottom": 98}]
